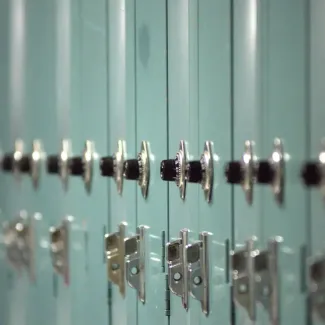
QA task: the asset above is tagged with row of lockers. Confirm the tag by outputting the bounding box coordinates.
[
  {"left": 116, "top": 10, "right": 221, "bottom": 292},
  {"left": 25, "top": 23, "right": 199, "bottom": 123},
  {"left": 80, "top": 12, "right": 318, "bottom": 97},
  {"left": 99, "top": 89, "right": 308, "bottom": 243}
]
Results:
[
  {"left": 0, "top": 138, "right": 323, "bottom": 199},
  {"left": 0, "top": 1, "right": 325, "bottom": 325}
]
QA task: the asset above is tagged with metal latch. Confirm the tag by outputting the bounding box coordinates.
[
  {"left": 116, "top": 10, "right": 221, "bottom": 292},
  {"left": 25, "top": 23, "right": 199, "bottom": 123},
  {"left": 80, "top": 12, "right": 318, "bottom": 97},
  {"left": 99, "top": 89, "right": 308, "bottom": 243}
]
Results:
[
  {"left": 125, "top": 225, "right": 148, "bottom": 303},
  {"left": 105, "top": 222, "right": 127, "bottom": 297},
  {"left": 309, "top": 255, "right": 325, "bottom": 322},
  {"left": 2, "top": 211, "right": 34, "bottom": 280},
  {"left": 231, "top": 238, "right": 280, "bottom": 324},
  {"left": 166, "top": 229, "right": 189, "bottom": 310},
  {"left": 186, "top": 232, "right": 210, "bottom": 314},
  {"left": 49, "top": 219, "right": 69, "bottom": 284}
]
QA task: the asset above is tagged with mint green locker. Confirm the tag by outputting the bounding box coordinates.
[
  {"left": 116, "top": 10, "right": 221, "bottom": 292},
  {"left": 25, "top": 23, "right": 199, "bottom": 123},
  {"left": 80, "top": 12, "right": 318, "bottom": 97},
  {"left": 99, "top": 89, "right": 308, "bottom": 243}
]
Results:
[
  {"left": 0, "top": 0, "right": 10, "bottom": 323},
  {"left": 164, "top": 1, "right": 200, "bottom": 324},
  {"left": 24, "top": 1, "right": 59, "bottom": 324},
  {"left": 303, "top": 2, "right": 325, "bottom": 324},
  {"left": 229, "top": 2, "right": 265, "bottom": 324},
  {"left": 52, "top": 1, "right": 87, "bottom": 324},
  {"left": 106, "top": 1, "right": 137, "bottom": 325},
  {"left": 259, "top": 2, "right": 309, "bottom": 325},
  {"left": 197, "top": 1, "right": 232, "bottom": 324},
  {"left": 78, "top": 1, "right": 109, "bottom": 324},
  {"left": 4, "top": 1, "right": 31, "bottom": 324},
  {"left": 133, "top": 1, "right": 168, "bottom": 324}
]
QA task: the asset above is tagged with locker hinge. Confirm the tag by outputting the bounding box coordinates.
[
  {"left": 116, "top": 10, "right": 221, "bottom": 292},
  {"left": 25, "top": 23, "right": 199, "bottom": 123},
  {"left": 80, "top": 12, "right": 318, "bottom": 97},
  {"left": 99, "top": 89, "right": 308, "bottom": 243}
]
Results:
[
  {"left": 165, "top": 273, "right": 170, "bottom": 317},
  {"left": 161, "top": 230, "right": 166, "bottom": 272}
]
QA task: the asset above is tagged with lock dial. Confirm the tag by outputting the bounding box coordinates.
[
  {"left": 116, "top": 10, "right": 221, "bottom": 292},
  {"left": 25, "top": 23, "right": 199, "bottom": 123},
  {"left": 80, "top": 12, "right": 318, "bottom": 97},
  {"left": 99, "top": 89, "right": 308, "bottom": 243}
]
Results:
[
  {"left": 68, "top": 141, "right": 95, "bottom": 192},
  {"left": 224, "top": 141, "right": 254, "bottom": 204},
  {"left": 301, "top": 141, "right": 325, "bottom": 198},
  {"left": 186, "top": 141, "right": 214, "bottom": 203},
  {"left": 123, "top": 141, "right": 150, "bottom": 199},
  {"left": 160, "top": 140, "right": 187, "bottom": 200},
  {"left": 47, "top": 139, "right": 71, "bottom": 189},
  {"left": 100, "top": 140, "right": 126, "bottom": 195}
]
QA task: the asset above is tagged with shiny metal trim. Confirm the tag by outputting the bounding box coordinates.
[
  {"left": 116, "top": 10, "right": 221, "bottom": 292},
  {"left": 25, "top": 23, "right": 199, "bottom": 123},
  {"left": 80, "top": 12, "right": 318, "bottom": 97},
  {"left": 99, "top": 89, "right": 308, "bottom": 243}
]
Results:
[
  {"left": 176, "top": 141, "right": 187, "bottom": 200},
  {"left": 114, "top": 140, "right": 126, "bottom": 195},
  {"left": 105, "top": 222, "right": 127, "bottom": 297},
  {"left": 125, "top": 225, "right": 148, "bottom": 303},
  {"left": 200, "top": 141, "right": 214, "bottom": 203},
  {"left": 82, "top": 140, "right": 95, "bottom": 193},
  {"left": 138, "top": 141, "right": 150, "bottom": 199},
  {"left": 186, "top": 231, "right": 210, "bottom": 314},
  {"left": 31, "top": 139, "right": 44, "bottom": 189},
  {"left": 242, "top": 141, "right": 254, "bottom": 204},
  {"left": 13, "top": 139, "right": 24, "bottom": 179},
  {"left": 319, "top": 139, "right": 325, "bottom": 199},
  {"left": 59, "top": 139, "right": 71, "bottom": 190},
  {"left": 271, "top": 138, "right": 284, "bottom": 204},
  {"left": 49, "top": 218, "right": 70, "bottom": 285},
  {"left": 166, "top": 229, "right": 189, "bottom": 310}
]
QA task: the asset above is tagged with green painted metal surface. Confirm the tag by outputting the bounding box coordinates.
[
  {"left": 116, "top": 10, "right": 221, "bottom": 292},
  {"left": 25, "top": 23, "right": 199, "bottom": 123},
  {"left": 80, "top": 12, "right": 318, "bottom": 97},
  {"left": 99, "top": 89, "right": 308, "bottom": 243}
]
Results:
[{"left": 107, "top": 1, "right": 137, "bottom": 325}]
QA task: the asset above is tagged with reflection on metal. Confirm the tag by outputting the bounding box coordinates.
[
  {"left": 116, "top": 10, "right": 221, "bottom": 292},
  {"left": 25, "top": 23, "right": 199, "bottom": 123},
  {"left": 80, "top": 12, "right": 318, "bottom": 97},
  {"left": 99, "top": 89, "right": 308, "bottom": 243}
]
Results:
[
  {"left": 59, "top": 139, "right": 71, "bottom": 190},
  {"left": 166, "top": 229, "right": 189, "bottom": 310},
  {"left": 242, "top": 141, "right": 254, "bottom": 204},
  {"left": 82, "top": 140, "right": 95, "bottom": 193},
  {"left": 49, "top": 218, "right": 69, "bottom": 285},
  {"left": 2, "top": 211, "right": 35, "bottom": 281},
  {"left": 137, "top": 141, "right": 150, "bottom": 199},
  {"left": 309, "top": 255, "right": 325, "bottom": 323},
  {"left": 105, "top": 222, "right": 127, "bottom": 297},
  {"left": 200, "top": 141, "right": 214, "bottom": 203},
  {"left": 270, "top": 138, "right": 284, "bottom": 204},
  {"left": 186, "top": 231, "right": 210, "bottom": 314},
  {"left": 231, "top": 237, "right": 280, "bottom": 324},
  {"left": 13, "top": 138, "right": 24, "bottom": 179},
  {"left": 31, "top": 139, "right": 43, "bottom": 189},
  {"left": 115, "top": 140, "right": 126, "bottom": 195},
  {"left": 177, "top": 141, "right": 187, "bottom": 200},
  {"left": 125, "top": 225, "right": 148, "bottom": 303}
]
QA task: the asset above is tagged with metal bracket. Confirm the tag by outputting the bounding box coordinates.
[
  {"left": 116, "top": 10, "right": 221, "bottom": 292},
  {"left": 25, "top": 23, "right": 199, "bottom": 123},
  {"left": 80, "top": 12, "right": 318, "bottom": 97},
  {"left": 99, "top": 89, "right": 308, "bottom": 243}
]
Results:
[
  {"left": 231, "top": 238, "right": 279, "bottom": 324},
  {"left": 200, "top": 141, "right": 214, "bottom": 203},
  {"left": 309, "top": 255, "right": 325, "bottom": 322},
  {"left": 82, "top": 140, "right": 95, "bottom": 192},
  {"left": 2, "top": 211, "right": 34, "bottom": 281},
  {"left": 59, "top": 139, "right": 71, "bottom": 190},
  {"left": 114, "top": 140, "right": 126, "bottom": 195},
  {"left": 125, "top": 225, "right": 148, "bottom": 303},
  {"left": 166, "top": 229, "right": 189, "bottom": 310},
  {"left": 270, "top": 138, "right": 284, "bottom": 204},
  {"left": 241, "top": 141, "right": 254, "bottom": 204},
  {"left": 176, "top": 141, "right": 188, "bottom": 200},
  {"left": 31, "top": 139, "right": 44, "bottom": 189},
  {"left": 105, "top": 222, "right": 127, "bottom": 297},
  {"left": 13, "top": 139, "right": 24, "bottom": 179},
  {"left": 49, "top": 219, "right": 69, "bottom": 285},
  {"left": 186, "top": 232, "right": 210, "bottom": 315},
  {"left": 137, "top": 141, "right": 150, "bottom": 199}
]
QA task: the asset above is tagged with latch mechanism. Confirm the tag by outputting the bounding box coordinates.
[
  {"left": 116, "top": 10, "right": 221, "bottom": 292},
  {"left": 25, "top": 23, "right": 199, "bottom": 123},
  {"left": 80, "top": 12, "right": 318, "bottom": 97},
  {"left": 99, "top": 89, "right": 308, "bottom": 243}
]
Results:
[
  {"left": 231, "top": 237, "right": 279, "bottom": 324},
  {"left": 166, "top": 229, "right": 189, "bottom": 309},
  {"left": 105, "top": 222, "right": 127, "bottom": 297},
  {"left": 309, "top": 255, "right": 325, "bottom": 322},
  {"left": 49, "top": 219, "right": 69, "bottom": 284},
  {"left": 125, "top": 225, "right": 148, "bottom": 303},
  {"left": 2, "top": 211, "right": 34, "bottom": 280},
  {"left": 186, "top": 232, "right": 210, "bottom": 314}
]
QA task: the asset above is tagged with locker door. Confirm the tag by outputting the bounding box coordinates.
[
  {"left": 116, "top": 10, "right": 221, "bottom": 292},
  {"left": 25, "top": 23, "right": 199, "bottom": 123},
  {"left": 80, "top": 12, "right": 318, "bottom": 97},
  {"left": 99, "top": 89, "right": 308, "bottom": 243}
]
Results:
[
  {"left": 134, "top": 1, "right": 168, "bottom": 325},
  {"left": 24, "top": 1, "right": 58, "bottom": 325},
  {"left": 166, "top": 1, "right": 200, "bottom": 324},
  {"left": 0, "top": 1, "right": 10, "bottom": 323},
  {"left": 78, "top": 1, "right": 109, "bottom": 324},
  {"left": 231, "top": 2, "right": 265, "bottom": 324},
  {"left": 198, "top": 1, "right": 232, "bottom": 324},
  {"left": 6, "top": 1, "right": 31, "bottom": 325},
  {"left": 260, "top": 2, "right": 309, "bottom": 324},
  {"left": 306, "top": 2, "right": 325, "bottom": 325},
  {"left": 54, "top": 1, "right": 87, "bottom": 324},
  {"left": 107, "top": 1, "right": 137, "bottom": 325}
]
